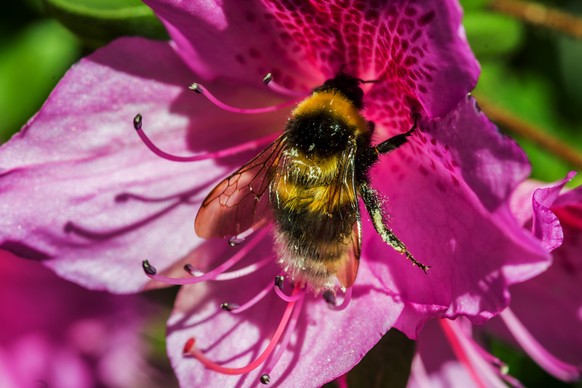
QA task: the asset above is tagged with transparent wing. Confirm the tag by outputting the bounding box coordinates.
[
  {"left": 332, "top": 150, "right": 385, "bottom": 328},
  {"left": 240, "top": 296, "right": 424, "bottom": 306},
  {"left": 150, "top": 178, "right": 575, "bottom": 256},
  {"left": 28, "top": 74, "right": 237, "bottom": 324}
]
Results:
[
  {"left": 331, "top": 142, "right": 361, "bottom": 288},
  {"left": 195, "top": 135, "right": 286, "bottom": 239}
]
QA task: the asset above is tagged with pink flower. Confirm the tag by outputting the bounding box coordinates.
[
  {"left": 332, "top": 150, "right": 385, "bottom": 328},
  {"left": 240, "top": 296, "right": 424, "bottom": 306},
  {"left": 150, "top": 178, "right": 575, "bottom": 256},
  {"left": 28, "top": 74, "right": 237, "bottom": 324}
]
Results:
[
  {"left": 0, "top": 1, "right": 552, "bottom": 386},
  {"left": 0, "top": 250, "right": 162, "bottom": 388},
  {"left": 408, "top": 174, "right": 582, "bottom": 387}
]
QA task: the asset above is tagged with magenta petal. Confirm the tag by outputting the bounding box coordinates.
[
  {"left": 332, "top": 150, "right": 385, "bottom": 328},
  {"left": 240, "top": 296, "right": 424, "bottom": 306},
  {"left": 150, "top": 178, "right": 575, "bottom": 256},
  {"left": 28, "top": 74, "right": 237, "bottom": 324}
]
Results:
[
  {"left": 524, "top": 173, "right": 575, "bottom": 251},
  {"left": 493, "top": 184, "right": 582, "bottom": 377},
  {"left": 0, "top": 37, "right": 285, "bottom": 292},
  {"left": 165, "top": 246, "right": 403, "bottom": 387},
  {"left": 509, "top": 175, "right": 571, "bottom": 251},
  {"left": 0, "top": 250, "right": 157, "bottom": 387},
  {"left": 364, "top": 96, "right": 550, "bottom": 336},
  {"left": 145, "top": 0, "right": 478, "bottom": 118},
  {"left": 143, "top": 0, "right": 323, "bottom": 88}
]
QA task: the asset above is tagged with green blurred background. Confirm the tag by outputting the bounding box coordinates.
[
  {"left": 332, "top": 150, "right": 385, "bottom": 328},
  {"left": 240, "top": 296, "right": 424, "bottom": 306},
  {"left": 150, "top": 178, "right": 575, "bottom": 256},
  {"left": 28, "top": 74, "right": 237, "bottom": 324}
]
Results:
[{"left": 1, "top": 0, "right": 581, "bottom": 387}]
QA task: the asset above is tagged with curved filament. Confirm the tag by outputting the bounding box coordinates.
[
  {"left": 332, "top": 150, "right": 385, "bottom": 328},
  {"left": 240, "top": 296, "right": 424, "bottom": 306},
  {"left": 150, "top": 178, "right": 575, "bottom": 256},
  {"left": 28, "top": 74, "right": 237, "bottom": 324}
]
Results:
[
  {"left": 134, "top": 114, "right": 277, "bottom": 163},
  {"left": 184, "top": 288, "right": 303, "bottom": 375},
  {"left": 328, "top": 287, "right": 353, "bottom": 311},
  {"left": 262, "top": 293, "right": 305, "bottom": 377},
  {"left": 228, "top": 281, "right": 274, "bottom": 315},
  {"left": 500, "top": 308, "right": 581, "bottom": 381},
  {"left": 274, "top": 285, "right": 306, "bottom": 302},
  {"left": 143, "top": 228, "right": 269, "bottom": 285},
  {"left": 190, "top": 82, "right": 299, "bottom": 114}
]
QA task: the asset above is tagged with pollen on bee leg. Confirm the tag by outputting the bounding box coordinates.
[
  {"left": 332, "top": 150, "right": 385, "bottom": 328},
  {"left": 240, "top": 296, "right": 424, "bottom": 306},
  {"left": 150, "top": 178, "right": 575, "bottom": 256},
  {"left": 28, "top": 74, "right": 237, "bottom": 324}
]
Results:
[
  {"left": 188, "top": 81, "right": 297, "bottom": 114},
  {"left": 183, "top": 289, "right": 305, "bottom": 380},
  {"left": 132, "top": 113, "right": 277, "bottom": 163},
  {"left": 140, "top": 229, "right": 269, "bottom": 285}
]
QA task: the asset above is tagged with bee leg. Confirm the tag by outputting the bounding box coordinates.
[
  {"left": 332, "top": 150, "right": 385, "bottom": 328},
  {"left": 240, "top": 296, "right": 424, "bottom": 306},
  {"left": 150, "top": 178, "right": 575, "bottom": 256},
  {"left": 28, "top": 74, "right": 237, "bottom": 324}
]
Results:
[
  {"left": 359, "top": 182, "right": 430, "bottom": 273},
  {"left": 374, "top": 113, "right": 419, "bottom": 155}
]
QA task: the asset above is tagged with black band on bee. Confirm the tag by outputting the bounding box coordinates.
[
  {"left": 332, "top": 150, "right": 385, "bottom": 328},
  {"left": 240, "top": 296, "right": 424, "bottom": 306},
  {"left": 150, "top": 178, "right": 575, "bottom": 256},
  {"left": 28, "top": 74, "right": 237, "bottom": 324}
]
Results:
[
  {"left": 312, "top": 73, "right": 364, "bottom": 109},
  {"left": 286, "top": 111, "right": 354, "bottom": 157}
]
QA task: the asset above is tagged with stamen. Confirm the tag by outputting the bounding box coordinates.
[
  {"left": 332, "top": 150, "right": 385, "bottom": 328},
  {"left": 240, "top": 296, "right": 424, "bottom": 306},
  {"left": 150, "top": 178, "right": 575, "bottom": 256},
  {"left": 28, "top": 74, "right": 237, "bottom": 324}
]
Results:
[
  {"left": 439, "top": 319, "right": 489, "bottom": 388},
  {"left": 133, "top": 113, "right": 276, "bottom": 163},
  {"left": 183, "top": 263, "right": 202, "bottom": 276},
  {"left": 226, "top": 281, "right": 273, "bottom": 314},
  {"left": 323, "top": 287, "right": 353, "bottom": 311},
  {"left": 262, "top": 72, "right": 308, "bottom": 97},
  {"left": 142, "top": 259, "right": 157, "bottom": 275},
  {"left": 274, "top": 283, "right": 305, "bottom": 302},
  {"left": 184, "top": 255, "right": 273, "bottom": 281},
  {"left": 322, "top": 290, "right": 336, "bottom": 305},
  {"left": 183, "top": 288, "right": 302, "bottom": 375},
  {"left": 274, "top": 275, "right": 285, "bottom": 290},
  {"left": 335, "top": 374, "right": 349, "bottom": 388},
  {"left": 500, "top": 308, "right": 581, "bottom": 381},
  {"left": 261, "top": 292, "right": 306, "bottom": 383},
  {"left": 228, "top": 227, "right": 257, "bottom": 246},
  {"left": 214, "top": 256, "right": 272, "bottom": 280},
  {"left": 188, "top": 82, "right": 297, "bottom": 114},
  {"left": 142, "top": 228, "right": 269, "bottom": 285},
  {"left": 220, "top": 303, "right": 239, "bottom": 312}
]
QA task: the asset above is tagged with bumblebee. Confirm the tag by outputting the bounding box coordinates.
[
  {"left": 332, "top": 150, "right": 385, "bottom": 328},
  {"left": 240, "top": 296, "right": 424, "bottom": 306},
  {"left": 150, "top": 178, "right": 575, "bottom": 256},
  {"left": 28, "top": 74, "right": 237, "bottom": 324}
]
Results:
[{"left": 195, "top": 74, "right": 429, "bottom": 293}]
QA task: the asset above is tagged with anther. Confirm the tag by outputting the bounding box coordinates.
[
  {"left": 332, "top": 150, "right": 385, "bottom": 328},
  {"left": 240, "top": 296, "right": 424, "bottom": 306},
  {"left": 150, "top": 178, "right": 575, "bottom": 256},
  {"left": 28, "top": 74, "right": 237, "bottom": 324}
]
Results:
[
  {"left": 221, "top": 302, "right": 240, "bottom": 312},
  {"left": 260, "top": 374, "right": 271, "bottom": 385},
  {"left": 142, "top": 260, "right": 157, "bottom": 275},
  {"left": 133, "top": 113, "right": 142, "bottom": 130},
  {"left": 183, "top": 338, "right": 195, "bottom": 354},
  {"left": 274, "top": 276, "right": 285, "bottom": 290},
  {"left": 262, "top": 73, "right": 273, "bottom": 85},
  {"left": 188, "top": 83, "right": 203, "bottom": 94},
  {"left": 322, "top": 290, "right": 336, "bottom": 306},
  {"left": 183, "top": 263, "right": 203, "bottom": 276}
]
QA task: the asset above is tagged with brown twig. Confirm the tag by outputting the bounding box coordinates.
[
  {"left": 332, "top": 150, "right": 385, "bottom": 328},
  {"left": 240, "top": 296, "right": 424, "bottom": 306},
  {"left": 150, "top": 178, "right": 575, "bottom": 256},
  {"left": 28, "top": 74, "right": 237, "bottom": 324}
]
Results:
[
  {"left": 489, "top": 0, "right": 582, "bottom": 39},
  {"left": 475, "top": 95, "right": 582, "bottom": 171}
]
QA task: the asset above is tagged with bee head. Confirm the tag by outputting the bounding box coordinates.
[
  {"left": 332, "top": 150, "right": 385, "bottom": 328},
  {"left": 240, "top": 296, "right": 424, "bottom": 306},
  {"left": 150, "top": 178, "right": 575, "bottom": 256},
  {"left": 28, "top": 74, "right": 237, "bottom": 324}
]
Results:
[{"left": 313, "top": 74, "right": 366, "bottom": 109}]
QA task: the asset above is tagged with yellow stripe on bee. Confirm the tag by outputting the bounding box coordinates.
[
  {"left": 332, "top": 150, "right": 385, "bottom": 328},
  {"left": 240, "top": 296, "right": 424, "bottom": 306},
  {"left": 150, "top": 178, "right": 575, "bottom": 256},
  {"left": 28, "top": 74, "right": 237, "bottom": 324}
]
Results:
[
  {"left": 283, "top": 152, "right": 343, "bottom": 183},
  {"left": 293, "top": 91, "right": 369, "bottom": 136},
  {"left": 274, "top": 179, "right": 356, "bottom": 214}
]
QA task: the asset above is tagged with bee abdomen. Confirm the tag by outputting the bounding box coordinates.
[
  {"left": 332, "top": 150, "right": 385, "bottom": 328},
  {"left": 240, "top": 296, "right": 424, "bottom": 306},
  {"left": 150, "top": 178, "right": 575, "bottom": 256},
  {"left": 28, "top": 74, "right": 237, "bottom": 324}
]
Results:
[{"left": 272, "top": 201, "right": 355, "bottom": 261}]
